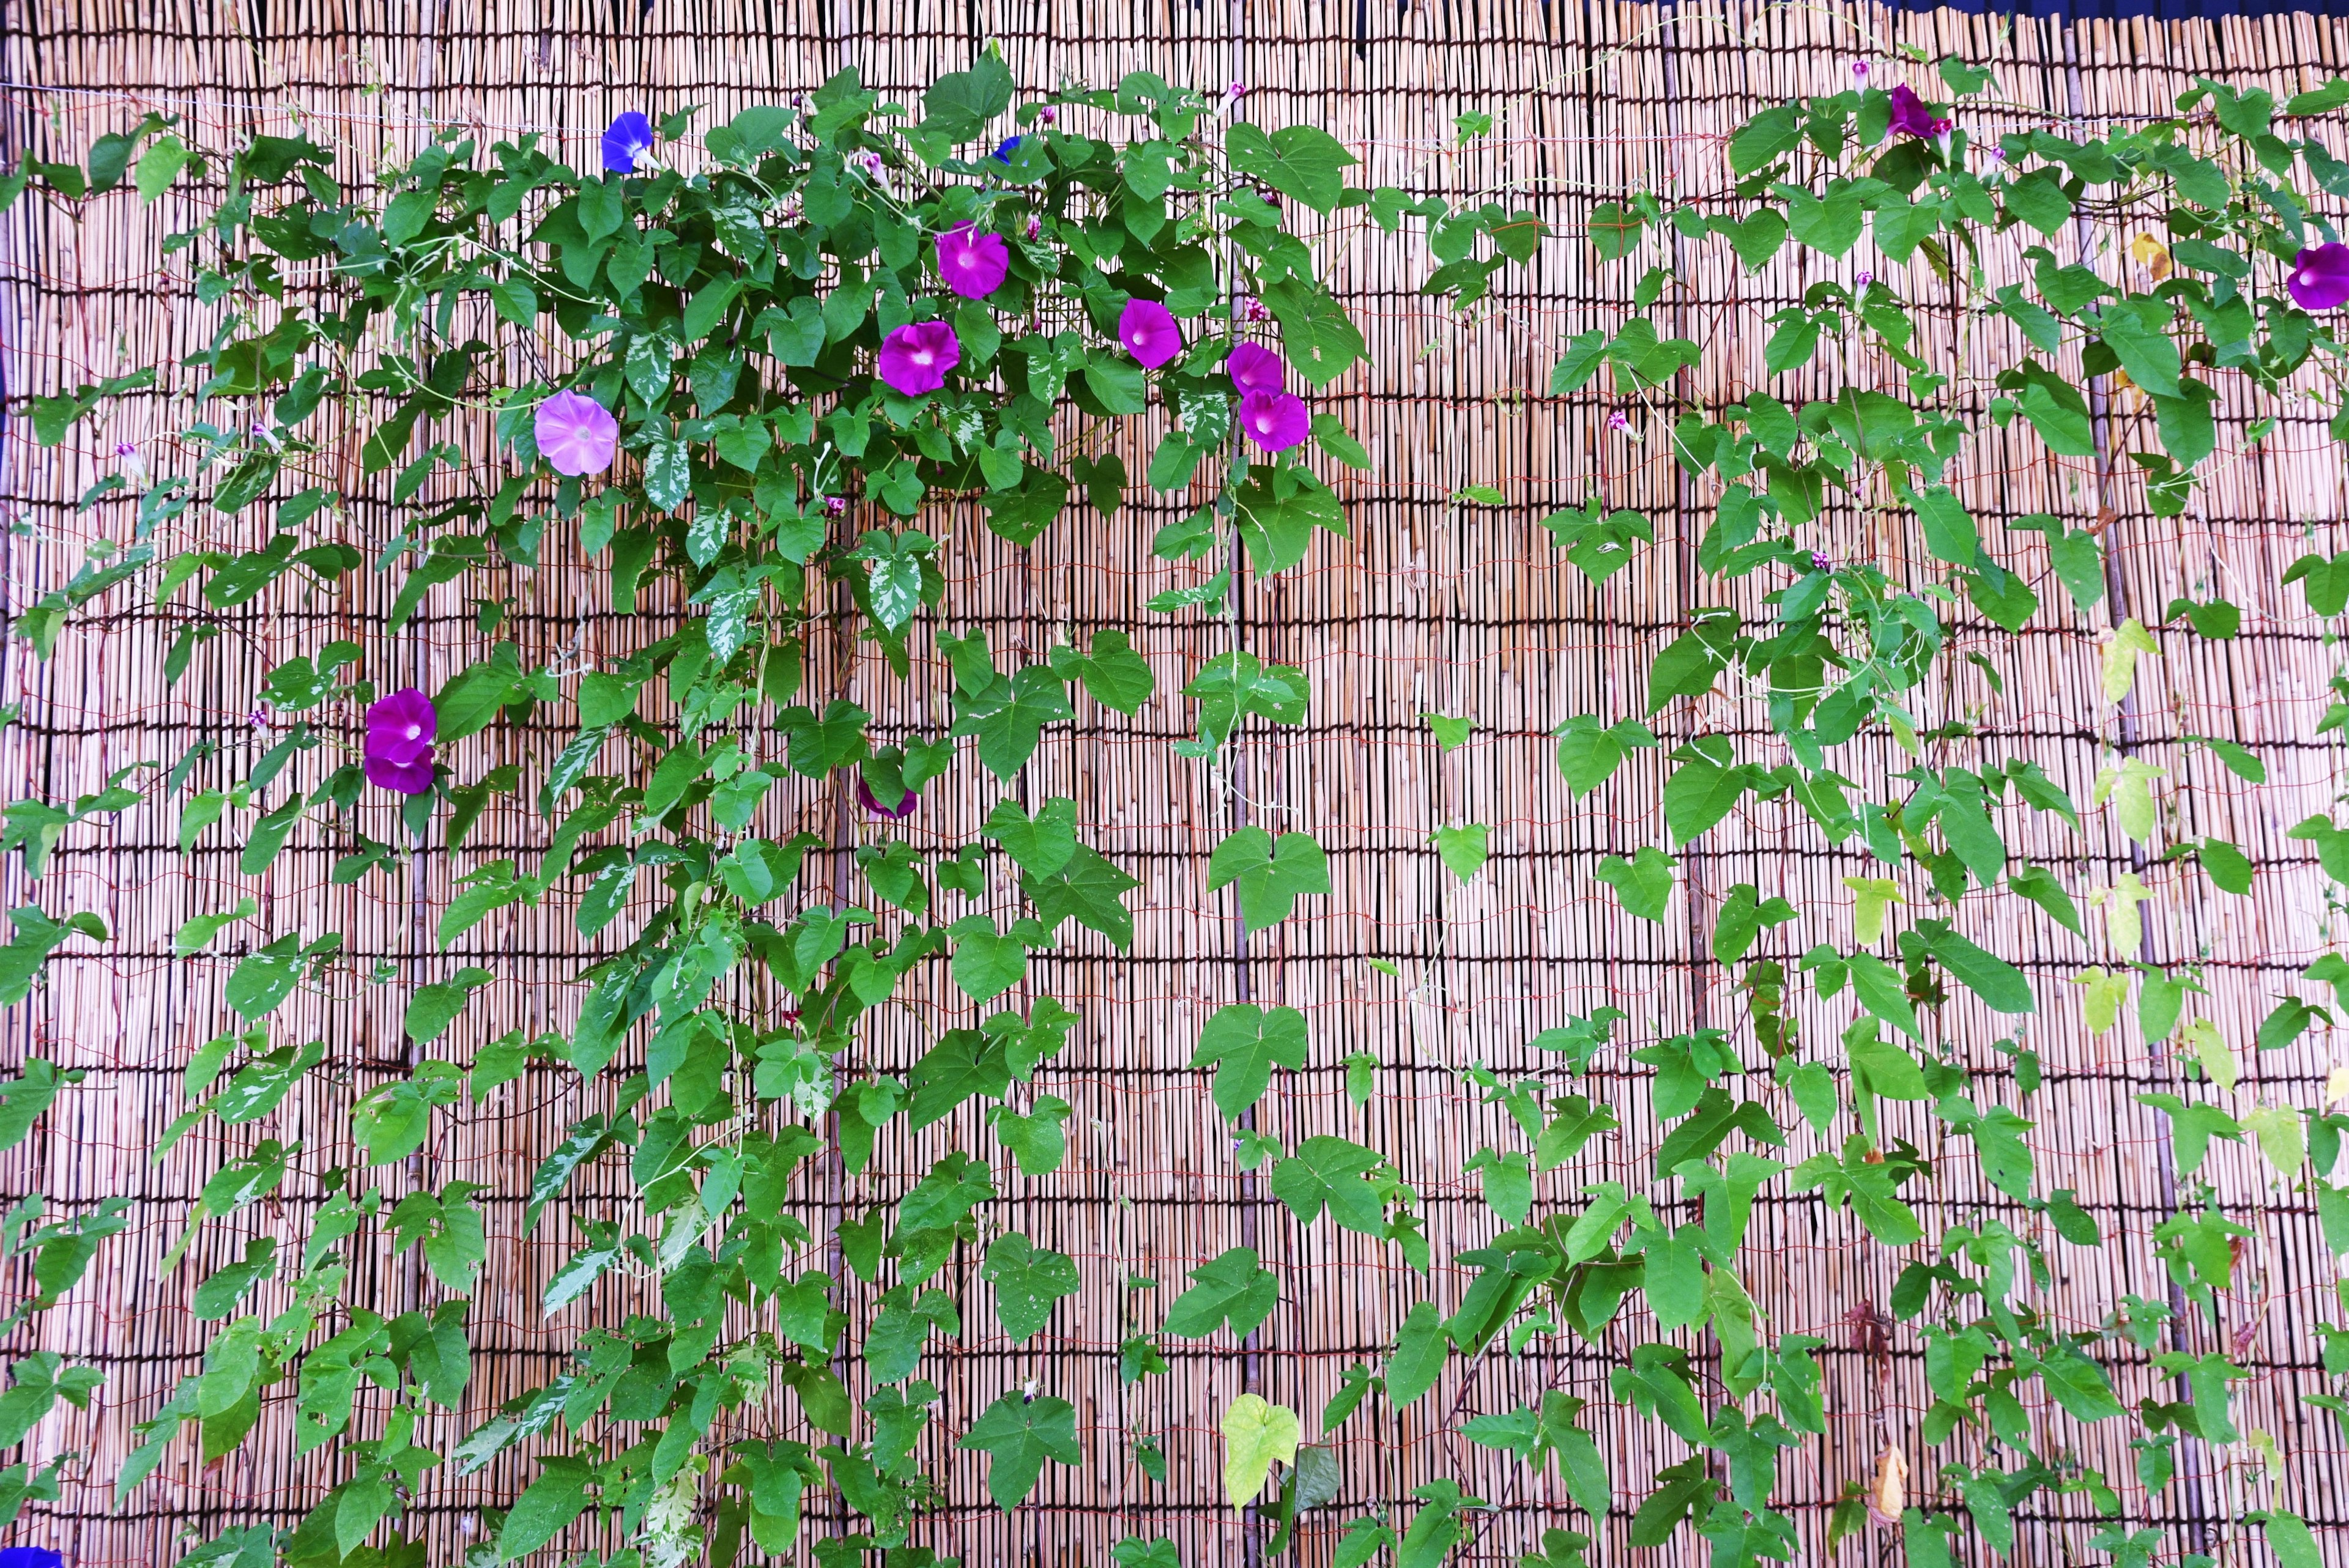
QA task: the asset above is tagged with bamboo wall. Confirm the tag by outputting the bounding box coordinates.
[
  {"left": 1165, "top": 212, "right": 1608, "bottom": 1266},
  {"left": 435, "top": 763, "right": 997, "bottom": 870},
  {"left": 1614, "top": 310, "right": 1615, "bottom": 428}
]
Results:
[{"left": 4, "top": 1, "right": 2349, "bottom": 1565}]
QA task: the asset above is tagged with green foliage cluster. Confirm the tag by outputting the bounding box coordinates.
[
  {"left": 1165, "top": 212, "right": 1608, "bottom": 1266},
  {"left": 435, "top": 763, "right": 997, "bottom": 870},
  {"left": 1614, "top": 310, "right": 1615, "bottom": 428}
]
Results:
[{"left": 0, "top": 43, "right": 2345, "bottom": 1568}]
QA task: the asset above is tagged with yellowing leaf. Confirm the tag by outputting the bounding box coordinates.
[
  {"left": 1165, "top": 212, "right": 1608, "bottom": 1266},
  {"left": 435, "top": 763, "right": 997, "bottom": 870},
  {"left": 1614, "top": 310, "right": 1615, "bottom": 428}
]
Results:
[
  {"left": 1868, "top": 1443, "right": 1909, "bottom": 1523},
  {"left": 2183, "top": 1016, "right": 2237, "bottom": 1094},
  {"left": 2328, "top": 1065, "right": 2349, "bottom": 1109},
  {"left": 2091, "top": 758, "right": 2165, "bottom": 843},
  {"left": 1220, "top": 1393, "right": 1299, "bottom": 1506},
  {"left": 1844, "top": 876, "right": 1903, "bottom": 946},
  {"left": 2073, "top": 967, "right": 2131, "bottom": 1034},
  {"left": 2241, "top": 1104, "right": 2306, "bottom": 1175},
  {"left": 2089, "top": 871, "right": 2154, "bottom": 953},
  {"left": 2129, "top": 231, "right": 2173, "bottom": 282},
  {"left": 2102, "top": 618, "right": 2161, "bottom": 706}
]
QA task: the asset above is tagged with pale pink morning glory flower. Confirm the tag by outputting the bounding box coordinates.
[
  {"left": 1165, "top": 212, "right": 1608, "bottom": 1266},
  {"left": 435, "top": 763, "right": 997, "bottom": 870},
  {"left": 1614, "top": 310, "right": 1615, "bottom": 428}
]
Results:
[{"left": 535, "top": 391, "right": 619, "bottom": 477}]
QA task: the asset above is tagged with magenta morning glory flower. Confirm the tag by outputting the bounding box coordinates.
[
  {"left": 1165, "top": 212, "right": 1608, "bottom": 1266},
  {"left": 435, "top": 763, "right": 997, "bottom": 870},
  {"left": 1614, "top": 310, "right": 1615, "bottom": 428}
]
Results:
[
  {"left": 1238, "top": 390, "right": 1311, "bottom": 453},
  {"left": 363, "top": 687, "right": 437, "bottom": 796},
  {"left": 1226, "top": 342, "right": 1285, "bottom": 394},
  {"left": 535, "top": 391, "right": 618, "bottom": 478},
  {"left": 877, "top": 320, "right": 960, "bottom": 396},
  {"left": 2288, "top": 243, "right": 2349, "bottom": 311},
  {"left": 601, "top": 112, "right": 654, "bottom": 174},
  {"left": 935, "top": 223, "right": 1010, "bottom": 298},
  {"left": 1118, "top": 298, "right": 1184, "bottom": 369},
  {"left": 1887, "top": 85, "right": 1940, "bottom": 140},
  {"left": 857, "top": 776, "right": 919, "bottom": 819}
]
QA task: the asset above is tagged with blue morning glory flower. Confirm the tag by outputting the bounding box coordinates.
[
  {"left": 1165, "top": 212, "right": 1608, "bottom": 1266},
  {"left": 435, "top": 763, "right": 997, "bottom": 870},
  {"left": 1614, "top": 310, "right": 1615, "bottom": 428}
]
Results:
[
  {"left": 990, "top": 136, "right": 1021, "bottom": 165},
  {"left": 0, "top": 1550, "right": 64, "bottom": 1568},
  {"left": 601, "top": 112, "right": 655, "bottom": 175}
]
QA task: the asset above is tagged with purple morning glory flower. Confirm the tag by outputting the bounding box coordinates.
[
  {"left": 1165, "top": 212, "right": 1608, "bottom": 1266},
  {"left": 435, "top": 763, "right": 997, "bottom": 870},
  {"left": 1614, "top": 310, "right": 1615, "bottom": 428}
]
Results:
[
  {"left": 877, "top": 320, "right": 960, "bottom": 397},
  {"left": 857, "top": 776, "right": 919, "bottom": 819},
  {"left": 1887, "top": 85, "right": 1941, "bottom": 140},
  {"left": 935, "top": 223, "right": 1010, "bottom": 298},
  {"left": 991, "top": 136, "right": 1022, "bottom": 165},
  {"left": 534, "top": 391, "right": 618, "bottom": 478},
  {"left": 1239, "top": 390, "right": 1311, "bottom": 452},
  {"left": 1118, "top": 298, "right": 1184, "bottom": 369},
  {"left": 601, "top": 112, "right": 654, "bottom": 175},
  {"left": 2289, "top": 243, "right": 2349, "bottom": 311},
  {"left": 1226, "top": 342, "right": 1285, "bottom": 394},
  {"left": 364, "top": 687, "right": 437, "bottom": 796}
]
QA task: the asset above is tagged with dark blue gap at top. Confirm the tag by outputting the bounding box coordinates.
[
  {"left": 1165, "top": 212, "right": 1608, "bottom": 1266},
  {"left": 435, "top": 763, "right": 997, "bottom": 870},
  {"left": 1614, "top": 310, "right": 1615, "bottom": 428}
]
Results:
[{"left": 1919, "top": 0, "right": 2349, "bottom": 20}]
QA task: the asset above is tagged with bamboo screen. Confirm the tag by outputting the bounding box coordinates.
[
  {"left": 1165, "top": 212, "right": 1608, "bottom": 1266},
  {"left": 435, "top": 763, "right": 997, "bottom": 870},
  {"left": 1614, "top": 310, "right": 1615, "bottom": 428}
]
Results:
[{"left": 4, "top": 2, "right": 2349, "bottom": 1565}]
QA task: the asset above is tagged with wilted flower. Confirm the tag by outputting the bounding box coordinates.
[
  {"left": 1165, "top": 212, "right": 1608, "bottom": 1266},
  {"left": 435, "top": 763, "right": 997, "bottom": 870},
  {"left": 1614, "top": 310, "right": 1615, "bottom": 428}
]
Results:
[
  {"left": 1025, "top": 215, "right": 1041, "bottom": 241},
  {"left": 1226, "top": 342, "right": 1285, "bottom": 394},
  {"left": 858, "top": 150, "right": 885, "bottom": 175},
  {"left": 1855, "top": 270, "right": 1874, "bottom": 288},
  {"left": 877, "top": 320, "right": 960, "bottom": 397},
  {"left": 857, "top": 776, "right": 918, "bottom": 819},
  {"left": 1227, "top": 81, "right": 1247, "bottom": 102},
  {"left": 364, "top": 687, "right": 437, "bottom": 796},
  {"left": 534, "top": 391, "right": 619, "bottom": 477},
  {"left": 1238, "top": 390, "right": 1310, "bottom": 452},
  {"left": 1607, "top": 409, "right": 1631, "bottom": 432},
  {"left": 1039, "top": 106, "right": 1058, "bottom": 125},
  {"left": 2288, "top": 243, "right": 2349, "bottom": 311},
  {"left": 1853, "top": 60, "right": 1871, "bottom": 80},
  {"left": 1118, "top": 298, "right": 1184, "bottom": 369},
  {"left": 113, "top": 439, "right": 146, "bottom": 486},
  {"left": 1811, "top": 551, "right": 1834, "bottom": 571},
  {"left": 601, "top": 111, "right": 654, "bottom": 175},
  {"left": 1887, "top": 84, "right": 1940, "bottom": 140},
  {"left": 935, "top": 223, "right": 1010, "bottom": 298},
  {"left": 823, "top": 495, "right": 847, "bottom": 517}
]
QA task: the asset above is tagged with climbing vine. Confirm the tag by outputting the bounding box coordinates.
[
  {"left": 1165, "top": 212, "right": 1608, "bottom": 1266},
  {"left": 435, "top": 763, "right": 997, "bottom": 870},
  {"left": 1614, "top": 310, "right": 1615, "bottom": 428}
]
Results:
[{"left": 1, "top": 40, "right": 2348, "bottom": 1568}]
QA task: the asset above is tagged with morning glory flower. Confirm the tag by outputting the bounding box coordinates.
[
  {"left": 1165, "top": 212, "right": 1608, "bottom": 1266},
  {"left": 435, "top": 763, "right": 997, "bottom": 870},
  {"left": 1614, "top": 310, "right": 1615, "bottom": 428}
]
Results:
[
  {"left": 1118, "top": 298, "right": 1184, "bottom": 369},
  {"left": 935, "top": 223, "right": 1010, "bottom": 298},
  {"left": 534, "top": 391, "right": 619, "bottom": 478},
  {"left": 601, "top": 111, "right": 654, "bottom": 175},
  {"left": 2289, "top": 243, "right": 2349, "bottom": 311},
  {"left": 858, "top": 776, "right": 919, "bottom": 819},
  {"left": 992, "top": 136, "right": 1022, "bottom": 165},
  {"left": 364, "top": 687, "right": 437, "bottom": 796},
  {"left": 1226, "top": 342, "right": 1285, "bottom": 394},
  {"left": 1887, "top": 85, "right": 1940, "bottom": 139},
  {"left": 1239, "top": 390, "right": 1310, "bottom": 452},
  {"left": 0, "top": 1550, "right": 64, "bottom": 1568},
  {"left": 878, "top": 320, "right": 960, "bottom": 396}
]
